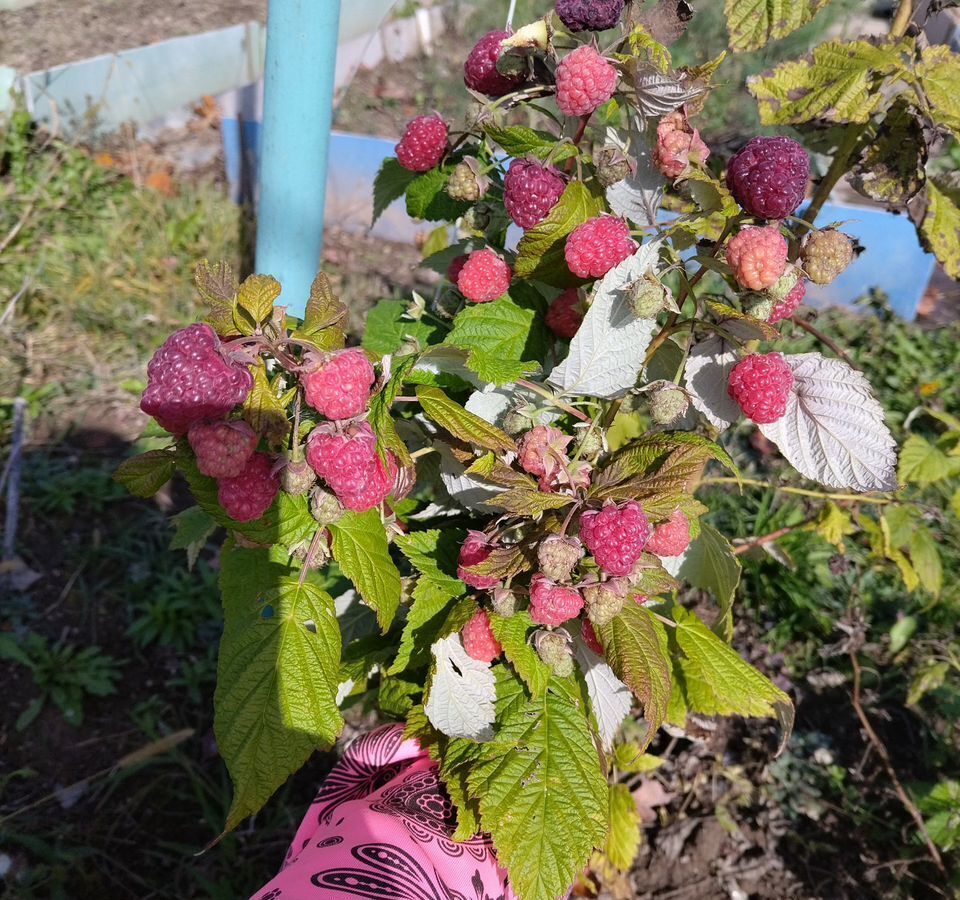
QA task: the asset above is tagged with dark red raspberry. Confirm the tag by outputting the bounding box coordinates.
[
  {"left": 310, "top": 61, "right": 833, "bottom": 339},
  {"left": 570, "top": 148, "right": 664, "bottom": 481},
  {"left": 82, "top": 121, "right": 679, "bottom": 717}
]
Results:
[
  {"left": 546, "top": 288, "right": 584, "bottom": 339},
  {"left": 140, "top": 323, "right": 253, "bottom": 436},
  {"left": 446, "top": 254, "right": 468, "bottom": 283},
  {"left": 395, "top": 115, "right": 449, "bottom": 172},
  {"left": 303, "top": 348, "right": 375, "bottom": 421},
  {"left": 305, "top": 422, "right": 396, "bottom": 512},
  {"left": 464, "top": 30, "right": 528, "bottom": 98},
  {"left": 188, "top": 420, "right": 257, "bottom": 478},
  {"left": 768, "top": 278, "right": 807, "bottom": 324},
  {"left": 529, "top": 574, "right": 584, "bottom": 626},
  {"left": 457, "top": 249, "right": 512, "bottom": 303},
  {"left": 580, "top": 501, "right": 652, "bottom": 577},
  {"left": 555, "top": 45, "right": 618, "bottom": 117},
  {"left": 458, "top": 531, "right": 499, "bottom": 590},
  {"left": 461, "top": 609, "right": 503, "bottom": 663},
  {"left": 727, "top": 352, "right": 794, "bottom": 425},
  {"left": 565, "top": 215, "right": 635, "bottom": 279},
  {"left": 556, "top": 0, "right": 625, "bottom": 32},
  {"left": 726, "top": 226, "right": 788, "bottom": 291},
  {"left": 503, "top": 159, "right": 566, "bottom": 229},
  {"left": 217, "top": 452, "right": 279, "bottom": 522},
  {"left": 727, "top": 136, "right": 810, "bottom": 220}
]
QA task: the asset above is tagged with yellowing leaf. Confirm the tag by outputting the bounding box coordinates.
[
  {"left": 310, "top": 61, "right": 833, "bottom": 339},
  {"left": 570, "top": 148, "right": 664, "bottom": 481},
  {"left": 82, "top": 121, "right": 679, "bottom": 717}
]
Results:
[
  {"left": 817, "top": 502, "right": 856, "bottom": 551},
  {"left": 725, "top": 0, "right": 829, "bottom": 52},
  {"left": 909, "top": 527, "right": 943, "bottom": 597},
  {"left": 915, "top": 45, "right": 960, "bottom": 137},
  {"left": 917, "top": 177, "right": 960, "bottom": 280},
  {"left": 898, "top": 433, "right": 960, "bottom": 486},
  {"left": 604, "top": 783, "right": 642, "bottom": 872},
  {"left": 236, "top": 273, "right": 281, "bottom": 327}
]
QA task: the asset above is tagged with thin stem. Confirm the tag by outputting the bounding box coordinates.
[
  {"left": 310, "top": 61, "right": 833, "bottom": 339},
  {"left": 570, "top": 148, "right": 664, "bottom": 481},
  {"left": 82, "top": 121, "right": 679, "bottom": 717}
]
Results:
[
  {"left": 732, "top": 522, "right": 813, "bottom": 555},
  {"left": 516, "top": 378, "right": 591, "bottom": 422},
  {"left": 701, "top": 476, "right": 895, "bottom": 505},
  {"left": 298, "top": 528, "right": 326, "bottom": 586},
  {"left": 799, "top": 124, "right": 865, "bottom": 231},
  {"left": 789, "top": 315, "right": 858, "bottom": 368},
  {"left": 409, "top": 446, "right": 437, "bottom": 460},
  {"left": 890, "top": 0, "right": 915, "bottom": 37}
]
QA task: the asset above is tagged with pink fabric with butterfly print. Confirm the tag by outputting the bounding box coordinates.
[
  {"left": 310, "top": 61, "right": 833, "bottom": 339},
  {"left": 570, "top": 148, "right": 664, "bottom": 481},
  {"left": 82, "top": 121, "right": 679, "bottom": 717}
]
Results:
[{"left": 251, "top": 724, "right": 516, "bottom": 900}]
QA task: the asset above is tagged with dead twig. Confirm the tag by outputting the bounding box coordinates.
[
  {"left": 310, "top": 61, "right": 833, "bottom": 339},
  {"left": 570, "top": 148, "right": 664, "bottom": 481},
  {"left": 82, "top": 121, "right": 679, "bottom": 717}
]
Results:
[{"left": 0, "top": 275, "right": 32, "bottom": 329}]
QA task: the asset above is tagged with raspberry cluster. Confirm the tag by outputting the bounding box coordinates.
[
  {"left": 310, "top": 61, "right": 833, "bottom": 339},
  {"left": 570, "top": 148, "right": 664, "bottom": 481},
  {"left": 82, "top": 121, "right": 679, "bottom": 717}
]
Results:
[
  {"left": 461, "top": 609, "right": 503, "bottom": 663},
  {"left": 458, "top": 531, "right": 500, "bottom": 590},
  {"left": 545, "top": 289, "right": 584, "bottom": 339},
  {"left": 464, "top": 30, "right": 527, "bottom": 97},
  {"left": 646, "top": 509, "right": 691, "bottom": 558},
  {"left": 305, "top": 422, "right": 396, "bottom": 512},
  {"left": 218, "top": 452, "right": 280, "bottom": 522},
  {"left": 726, "top": 226, "right": 788, "bottom": 291},
  {"left": 653, "top": 112, "right": 710, "bottom": 180},
  {"left": 556, "top": 0, "right": 625, "bottom": 32}
]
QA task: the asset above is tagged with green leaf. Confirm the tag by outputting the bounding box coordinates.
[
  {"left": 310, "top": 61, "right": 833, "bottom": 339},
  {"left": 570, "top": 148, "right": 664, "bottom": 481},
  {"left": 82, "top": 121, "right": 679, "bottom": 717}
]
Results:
[
  {"left": 114, "top": 449, "right": 175, "bottom": 498},
  {"left": 236, "top": 273, "right": 281, "bottom": 327},
  {"left": 169, "top": 505, "right": 217, "bottom": 569},
  {"left": 915, "top": 45, "right": 960, "bottom": 138},
  {"left": 748, "top": 39, "right": 912, "bottom": 125},
  {"left": 671, "top": 605, "right": 793, "bottom": 752},
  {"left": 675, "top": 523, "right": 741, "bottom": 639},
  {"left": 917, "top": 176, "right": 960, "bottom": 280},
  {"left": 194, "top": 259, "right": 240, "bottom": 337},
  {"left": 596, "top": 604, "right": 671, "bottom": 749},
  {"left": 447, "top": 284, "right": 549, "bottom": 386},
  {"left": 300, "top": 271, "right": 347, "bottom": 343},
  {"left": 604, "top": 783, "right": 642, "bottom": 872},
  {"left": 909, "top": 527, "right": 943, "bottom": 597},
  {"left": 373, "top": 158, "right": 416, "bottom": 225},
  {"left": 484, "top": 124, "right": 578, "bottom": 162},
  {"left": 515, "top": 180, "right": 606, "bottom": 286},
  {"left": 917, "top": 780, "right": 960, "bottom": 851},
  {"left": 469, "top": 686, "right": 609, "bottom": 900},
  {"left": 725, "top": 0, "right": 829, "bottom": 52},
  {"left": 951, "top": 487, "right": 960, "bottom": 519},
  {"left": 416, "top": 385, "right": 517, "bottom": 452},
  {"left": 406, "top": 167, "right": 472, "bottom": 222},
  {"left": 362, "top": 299, "right": 442, "bottom": 354},
  {"left": 611, "top": 742, "right": 664, "bottom": 773},
  {"left": 907, "top": 659, "right": 949, "bottom": 705},
  {"left": 216, "top": 545, "right": 342, "bottom": 831},
  {"left": 898, "top": 433, "right": 960, "bottom": 486},
  {"left": 489, "top": 487, "right": 574, "bottom": 516},
  {"left": 888, "top": 614, "right": 917, "bottom": 654},
  {"left": 489, "top": 612, "right": 551, "bottom": 699},
  {"left": 242, "top": 360, "right": 290, "bottom": 446},
  {"left": 329, "top": 509, "right": 402, "bottom": 631},
  {"left": 599, "top": 430, "right": 739, "bottom": 489}
]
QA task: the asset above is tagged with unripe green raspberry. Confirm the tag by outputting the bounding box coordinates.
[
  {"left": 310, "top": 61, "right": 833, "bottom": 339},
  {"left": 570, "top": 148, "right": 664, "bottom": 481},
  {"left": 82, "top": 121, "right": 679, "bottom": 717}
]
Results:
[
  {"left": 800, "top": 229, "right": 854, "bottom": 285},
  {"left": 744, "top": 294, "right": 776, "bottom": 322},
  {"left": 502, "top": 405, "right": 537, "bottom": 436},
  {"left": 576, "top": 426, "right": 604, "bottom": 459},
  {"left": 537, "top": 535, "right": 584, "bottom": 583},
  {"left": 582, "top": 579, "right": 627, "bottom": 626},
  {"left": 629, "top": 275, "right": 673, "bottom": 318},
  {"left": 534, "top": 629, "right": 574, "bottom": 677},
  {"left": 491, "top": 586, "right": 518, "bottom": 618},
  {"left": 310, "top": 488, "right": 343, "bottom": 525},
  {"left": 766, "top": 264, "right": 802, "bottom": 302},
  {"left": 462, "top": 204, "right": 492, "bottom": 232},
  {"left": 446, "top": 158, "right": 489, "bottom": 203},
  {"left": 595, "top": 145, "right": 633, "bottom": 188},
  {"left": 649, "top": 382, "right": 689, "bottom": 425},
  {"left": 281, "top": 458, "right": 316, "bottom": 495}
]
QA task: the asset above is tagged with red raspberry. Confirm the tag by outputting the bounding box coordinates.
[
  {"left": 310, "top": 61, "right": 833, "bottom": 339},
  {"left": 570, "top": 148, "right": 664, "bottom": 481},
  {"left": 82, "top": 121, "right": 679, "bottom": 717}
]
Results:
[
  {"left": 140, "top": 323, "right": 253, "bottom": 435},
  {"left": 727, "top": 136, "right": 810, "bottom": 220},
  {"left": 768, "top": 278, "right": 807, "bottom": 324},
  {"left": 461, "top": 609, "right": 503, "bottom": 663},
  {"left": 727, "top": 352, "right": 794, "bottom": 425},
  {"left": 726, "top": 226, "right": 788, "bottom": 291},
  {"left": 555, "top": 45, "right": 618, "bottom": 117},
  {"left": 395, "top": 115, "right": 448, "bottom": 172},
  {"left": 529, "top": 573, "right": 584, "bottom": 626},
  {"left": 556, "top": 0, "right": 625, "bottom": 32},
  {"left": 217, "top": 452, "right": 279, "bottom": 522},
  {"left": 464, "top": 30, "right": 527, "bottom": 98},
  {"left": 503, "top": 159, "right": 566, "bottom": 229},
  {"left": 305, "top": 422, "right": 396, "bottom": 512},
  {"left": 564, "top": 215, "right": 636, "bottom": 279},
  {"left": 457, "top": 531, "right": 499, "bottom": 590},
  {"left": 303, "top": 348, "right": 375, "bottom": 421},
  {"left": 457, "top": 249, "right": 512, "bottom": 303},
  {"left": 446, "top": 254, "right": 468, "bottom": 283},
  {"left": 581, "top": 619, "right": 603, "bottom": 655},
  {"left": 800, "top": 229, "right": 855, "bottom": 285},
  {"left": 579, "top": 500, "right": 652, "bottom": 577},
  {"left": 546, "top": 288, "right": 584, "bottom": 339},
  {"left": 188, "top": 420, "right": 257, "bottom": 478},
  {"left": 653, "top": 111, "right": 710, "bottom": 179},
  {"left": 645, "top": 509, "right": 691, "bottom": 558}
]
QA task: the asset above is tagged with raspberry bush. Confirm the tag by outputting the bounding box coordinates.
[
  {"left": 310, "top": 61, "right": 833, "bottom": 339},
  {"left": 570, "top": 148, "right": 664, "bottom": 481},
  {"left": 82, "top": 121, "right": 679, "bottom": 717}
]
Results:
[{"left": 117, "top": 3, "right": 960, "bottom": 897}]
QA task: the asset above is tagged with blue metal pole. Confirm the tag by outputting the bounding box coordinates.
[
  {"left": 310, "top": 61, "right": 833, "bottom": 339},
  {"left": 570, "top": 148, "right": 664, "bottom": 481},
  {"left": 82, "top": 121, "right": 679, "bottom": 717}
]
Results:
[{"left": 255, "top": 0, "right": 341, "bottom": 318}]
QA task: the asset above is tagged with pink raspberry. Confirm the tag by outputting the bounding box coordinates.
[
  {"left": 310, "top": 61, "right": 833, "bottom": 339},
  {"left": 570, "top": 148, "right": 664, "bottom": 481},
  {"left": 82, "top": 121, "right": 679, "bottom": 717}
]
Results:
[
  {"left": 645, "top": 509, "right": 691, "bottom": 558},
  {"left": 464, "top": 30, "right": 528, "bottom": 98},
  {"left": 580, "top": 500, "right": 652, "bottom": 577},
  {"left": 461, "top": 610, "right": 503, "bottom": 663},
  {"left": 457, "top": 249, "right": 512, "bottom": 303},
  {"left": 395, "top": 115, "right": 448, "bottom": 172},
  {"left": 768, "top": 278, "right": 807, "bottom": 324},
  {"left": 564, "top": 215, "right": 635, "bottom": 279},
  {"left": 727, "top": 352, "right": 794, "bottom": 425},
  {"left": 217, "top": 452, "right": 279, "bottom": 522},
  {"left": 188, "top": 420, "right": 257, "bottom": 478},
  {"left": 555, "top": 45, "right": 618, "bottom": 117},
  {"left": 303, "top": 348, "right": 376, "bottom": 420},
  {"left": 446, "top": 254, "right": 468, "bottom": 283},
  {"left": 140, "top": 323, "right": 253, "bottom": 435},
  {"left": 305, "top": 422, "right": 396, "bottom": 512},
  {"left": 653, "top": 112, "right": 710, "bottom": 179},
  {"left": 529, "top": 574, "right": 584, "bottom": 626},
  {"left": 457, "top": 531, "right": 499, "bottom": 590},
  {"left": 727, "top": 136, "right": 810, "bottom": 220},
  {"left": 503, "top": 159, "right": 566, "bottom": 229},
  {"left": 726, "top": 226, "right": 788, "bottom": 291},
  {"left": 546, "top": 288, "right": 584, "bottom": 339},
  {"left": 556, "top": 0, "right": 625, "bottom": 32},
  {"left": 517, "top": 425, "right": 572, "bottom": 478},
  {"left": 581, "top": 619, "right": 603, "bottom": 655}
]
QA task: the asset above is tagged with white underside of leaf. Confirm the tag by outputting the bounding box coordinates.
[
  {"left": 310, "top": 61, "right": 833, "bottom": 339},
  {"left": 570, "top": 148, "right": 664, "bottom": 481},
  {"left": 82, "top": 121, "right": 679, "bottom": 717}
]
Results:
[
  {"left": 660, "top": 550, "right": 687, "bottom": 578},
  {"left": 548, "top": 241, "right": 661, "bottom": 398},
  {"left": 436, "top": 443, "right": 502, "bottom": 512},
  {"left": 759, "top": 353, "right": 898, "bottom": 492},
  {"left": 575, "top": 638, "right": 634, "bottom": 751},
  {"left": 604, "top": 120, "right": 664, "bottom": 227},
  {"left": 684, "top": 335, "right": 740, "bottom": 430},
  {"left": 465, "top": 384, "right": 559, "bottom": 428},
  {"left": 425, "top": 634, "right": 496, "bottom": 740}
]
